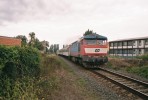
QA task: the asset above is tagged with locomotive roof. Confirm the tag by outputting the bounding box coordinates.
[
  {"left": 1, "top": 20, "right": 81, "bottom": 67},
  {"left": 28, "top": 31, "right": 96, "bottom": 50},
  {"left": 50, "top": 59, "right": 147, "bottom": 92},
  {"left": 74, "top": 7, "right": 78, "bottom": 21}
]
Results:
[{"left": 83, "top": 33, "right": 107, "bottom": 40}]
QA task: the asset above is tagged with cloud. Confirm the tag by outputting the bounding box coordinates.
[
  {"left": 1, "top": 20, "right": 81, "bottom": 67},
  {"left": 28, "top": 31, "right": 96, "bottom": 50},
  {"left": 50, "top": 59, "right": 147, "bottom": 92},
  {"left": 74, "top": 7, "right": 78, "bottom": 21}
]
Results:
[
  {"left": 0, "top": 0, "right": 72, "bottom": 25},
  {"left": 0, "top": 0, "right": 148, "bottom": 47},
  {"left": 1, "top": 0, "right": 148, "bottom": 24}
]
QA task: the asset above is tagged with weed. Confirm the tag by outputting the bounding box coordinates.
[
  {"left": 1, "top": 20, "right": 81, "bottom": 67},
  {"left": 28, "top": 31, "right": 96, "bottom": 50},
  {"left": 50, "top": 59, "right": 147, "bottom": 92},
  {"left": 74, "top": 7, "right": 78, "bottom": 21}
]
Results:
[{"left": 126, "top": 66, "right": 148, "bottom": 79}]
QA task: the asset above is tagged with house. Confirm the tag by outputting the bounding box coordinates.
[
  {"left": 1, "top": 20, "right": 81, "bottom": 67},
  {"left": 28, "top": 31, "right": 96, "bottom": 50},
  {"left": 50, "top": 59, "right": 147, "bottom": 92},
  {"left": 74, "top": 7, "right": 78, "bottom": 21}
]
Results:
[{"left": 0, "top": 36, "right": 21, "bottom": 46}]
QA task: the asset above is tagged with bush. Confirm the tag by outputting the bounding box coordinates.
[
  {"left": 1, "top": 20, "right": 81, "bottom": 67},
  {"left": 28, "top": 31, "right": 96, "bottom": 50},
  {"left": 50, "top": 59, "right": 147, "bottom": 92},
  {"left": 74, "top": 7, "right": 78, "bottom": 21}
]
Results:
[
  {"left": 0, "top": 45, "right": 41, "bottom": 99},
  {"left": 18, "top": 47, "right": 41, "bottom": 77},
  {"left": 0, "top": 46, "right": 41, "bottom": 78}
]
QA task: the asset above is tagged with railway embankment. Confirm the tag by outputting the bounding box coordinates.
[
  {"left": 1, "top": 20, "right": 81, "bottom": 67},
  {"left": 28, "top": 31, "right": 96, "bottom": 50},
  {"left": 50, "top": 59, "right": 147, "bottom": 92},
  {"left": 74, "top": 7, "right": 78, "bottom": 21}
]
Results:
[
  {"left": 38, "top": 54, "right": 99, "bottom": 100},
  {"left": 105, "top": 57, "right": 148, "bottom": 82},
  {"left": 0, "top": 45, "right": 98, "bottom": 99}
]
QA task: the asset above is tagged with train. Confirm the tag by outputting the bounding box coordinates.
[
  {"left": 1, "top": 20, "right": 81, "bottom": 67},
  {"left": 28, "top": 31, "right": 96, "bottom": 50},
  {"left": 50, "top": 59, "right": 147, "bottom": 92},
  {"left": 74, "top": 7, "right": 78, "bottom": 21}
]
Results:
[{"left": 57, "top": 33, "right": 108, "bottom": 68}]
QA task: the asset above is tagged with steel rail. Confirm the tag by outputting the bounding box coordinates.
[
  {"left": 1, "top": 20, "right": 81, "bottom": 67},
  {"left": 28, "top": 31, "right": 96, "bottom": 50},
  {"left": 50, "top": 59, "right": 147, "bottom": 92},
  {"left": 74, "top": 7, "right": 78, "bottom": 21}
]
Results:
[
  {"left": 90, "top": 69, "right": 148, "bottom": 99},
  {"left": 99, "top": 67, "right": 148, "bottom": 87}
]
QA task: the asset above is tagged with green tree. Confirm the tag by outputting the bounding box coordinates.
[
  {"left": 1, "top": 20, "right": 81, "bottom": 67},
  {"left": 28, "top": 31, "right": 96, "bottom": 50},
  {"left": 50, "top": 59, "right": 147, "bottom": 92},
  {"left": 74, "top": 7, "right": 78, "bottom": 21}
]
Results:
[
  {"left": 34, "top": 38, "right": 44, "bottom": 50},
  {"left": 49, "top": 44, "right": 59, "bottom": 53},
  {"left": 83, "top": 29, "right": 94, "bottom": 36},
  {"left": 16, "top": 35, "right": 27, "bottom": 46},
  {"left": 49, "top": 44, "right": 54, "bottom": 53},
  {"left": 29, "top": 32, "right": 35, "bottom": 46}
]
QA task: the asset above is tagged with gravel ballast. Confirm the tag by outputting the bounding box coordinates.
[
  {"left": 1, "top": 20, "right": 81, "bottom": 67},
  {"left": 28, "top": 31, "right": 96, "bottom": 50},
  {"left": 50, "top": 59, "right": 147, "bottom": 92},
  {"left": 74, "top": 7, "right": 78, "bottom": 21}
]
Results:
[{"left": 60, "top": 57, "right": 135, "bottom": 100}]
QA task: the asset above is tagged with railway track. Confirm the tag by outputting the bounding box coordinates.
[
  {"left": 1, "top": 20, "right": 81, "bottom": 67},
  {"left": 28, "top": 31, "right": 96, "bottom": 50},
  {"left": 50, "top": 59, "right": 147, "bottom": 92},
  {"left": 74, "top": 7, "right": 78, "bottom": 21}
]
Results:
[{"left": 90, "top": 67, "right": 148, "bottom": 99}]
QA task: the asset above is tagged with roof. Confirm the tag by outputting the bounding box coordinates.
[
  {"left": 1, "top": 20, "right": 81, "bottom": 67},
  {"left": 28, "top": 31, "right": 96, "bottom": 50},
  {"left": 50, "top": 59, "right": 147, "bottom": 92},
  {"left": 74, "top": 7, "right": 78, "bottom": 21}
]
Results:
[
  {"left": 0, "top": 36, "right": 21, "bottom": 46},
  {"left": 109, "top": 36, "right": 148, "bottom": 42},
  {"left": 83, "top": 33, "right": 107, "bottom": 40}
]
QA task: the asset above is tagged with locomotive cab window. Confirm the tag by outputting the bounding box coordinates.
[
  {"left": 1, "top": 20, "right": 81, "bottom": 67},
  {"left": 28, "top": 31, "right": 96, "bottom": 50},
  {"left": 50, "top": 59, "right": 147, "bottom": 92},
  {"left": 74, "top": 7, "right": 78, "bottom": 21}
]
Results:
[
  {"left": 85, "top": 40, "right": 96, "bottom": 45},
  {"left": 84, "top": 39, "right": 107, "bottom": 45}
]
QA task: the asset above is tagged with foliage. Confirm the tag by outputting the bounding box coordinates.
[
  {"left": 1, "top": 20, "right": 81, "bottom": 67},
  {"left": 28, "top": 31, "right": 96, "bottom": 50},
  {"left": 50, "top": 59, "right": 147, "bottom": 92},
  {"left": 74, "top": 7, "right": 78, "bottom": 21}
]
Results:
[
  {"left": 16, "top": 35, "right": 28, "bottom": 47},
  {"left": 28, "top": 32, "right": 35, "bottom": 46},
  {"left": 34, "top": 38, "right": 44, "bottom": 51},
  {"left": 137, "top": 54, "right": 148, "bottom": 61},
  {"left": 28, "top": 32, "right": 48, "bottom": 51},
  {"left": 126, "top": 66, "right": 148, "bottom": 79},
  {"left": 0, "top": 76, "right": 38, "bottom": 100},
  {"left": 108, "top": 57, "right": 148, "bottom": 79},
  {"left": 15, "top": 32, "right": 50, "bottom": 53},
  {"left": 0, "top": 45, "right": 41, "bottom": 99},
  {"left": 0, "top": 45, "right": 40, "bottom": 78},
  {"left": 83, "top": 29, "right": 95, "bottom": 36},
  {"left": 37, "top": 54, "right": 61, "bottom": 99},
  {"left": 49, "top": 44, "right": 59, "bottom": 53}
]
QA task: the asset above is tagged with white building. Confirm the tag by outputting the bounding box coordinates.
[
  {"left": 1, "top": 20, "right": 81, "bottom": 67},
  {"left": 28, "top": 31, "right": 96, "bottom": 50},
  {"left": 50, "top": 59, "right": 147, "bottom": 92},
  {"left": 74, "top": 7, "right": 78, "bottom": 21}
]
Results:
[{"left": 109, "top": 36, "right": 148, "bottom": 58}]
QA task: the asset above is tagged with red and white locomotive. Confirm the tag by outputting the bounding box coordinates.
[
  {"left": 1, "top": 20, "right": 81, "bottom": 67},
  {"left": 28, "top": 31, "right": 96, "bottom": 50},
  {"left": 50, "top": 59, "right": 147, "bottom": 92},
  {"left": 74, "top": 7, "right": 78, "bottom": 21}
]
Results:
[{"left": 57, "top": 33, "right": 108, "bottom": 68}]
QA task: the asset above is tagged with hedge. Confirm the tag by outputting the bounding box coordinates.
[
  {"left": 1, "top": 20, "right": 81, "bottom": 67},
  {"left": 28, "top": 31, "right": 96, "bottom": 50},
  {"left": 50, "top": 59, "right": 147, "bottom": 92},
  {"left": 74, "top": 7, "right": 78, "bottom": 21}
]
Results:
[
  {"left": 0, "top": 45, "right": 40, "bottom": 78},
  {"left": 0, "top": 45, "right": 41, "bottom": 99}
]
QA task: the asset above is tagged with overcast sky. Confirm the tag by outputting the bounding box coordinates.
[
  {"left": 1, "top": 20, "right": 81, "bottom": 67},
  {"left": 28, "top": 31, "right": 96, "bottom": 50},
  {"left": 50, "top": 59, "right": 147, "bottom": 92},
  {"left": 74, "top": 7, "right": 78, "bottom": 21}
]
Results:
[{"left": 0, "top": 0, "right": 148, "bottom": 48}]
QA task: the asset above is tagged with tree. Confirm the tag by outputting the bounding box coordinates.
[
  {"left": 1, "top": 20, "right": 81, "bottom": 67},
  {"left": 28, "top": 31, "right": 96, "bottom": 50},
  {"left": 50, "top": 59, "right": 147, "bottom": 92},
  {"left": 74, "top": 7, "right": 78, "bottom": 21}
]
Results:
[
  {"left": 29, "top": 32, "right": 35, "bottom": 46},
  {"left": 49, "top": 44, "right": 59, "bottom": 53},
  {"left": 34, "top": 38, "right": 44, "bottom": 50},
  {"left": 41, "top": 40, "right": 49, "bottom": 53},
  {"left": 49, "top": 44, "right": 54, "bottom": 53},
  {"left": 83, "top": 29, "right": 94, "bottom": 36},
  {"left": 16, "top": 35, "right": 27, "bottom": 46}
]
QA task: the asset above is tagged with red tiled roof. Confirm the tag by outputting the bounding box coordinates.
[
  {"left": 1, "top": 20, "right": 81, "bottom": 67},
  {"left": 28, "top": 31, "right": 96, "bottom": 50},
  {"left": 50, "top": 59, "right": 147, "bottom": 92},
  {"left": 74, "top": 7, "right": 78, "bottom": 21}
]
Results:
[{"left": 0, "top": 36, "right": 21, "bottom": 46}]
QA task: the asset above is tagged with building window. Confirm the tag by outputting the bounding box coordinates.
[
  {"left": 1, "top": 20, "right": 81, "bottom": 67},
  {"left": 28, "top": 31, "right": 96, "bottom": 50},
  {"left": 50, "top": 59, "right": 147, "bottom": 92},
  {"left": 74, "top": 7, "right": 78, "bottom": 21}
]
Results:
[
  {"left": 118, "top": 42, "right": 122, "bottom": 46},
  {"left": 133, "top": 49, "right": 136, "bottom": 54},
  {"left": 114, "top": 42, "right": 118, "bottom": 47},
  {"left": 123, "top": 41, "right": 127, "bottom": 46},
  {"left": 123, "top": 49, "right": 127, "bottom": 54},
  {"left": 109, "top": 49, "right": 113, "bottom": 54},
  {"left": 145, "top": 49, "right": 148, "bottom": 54},
  {"left": 110, "top": 43, "right": 113, "bottom": 47},
  {"left": 145, "top": 39, "right": 148, "bottom": 45},
  {"left": 133, "top": 41, "right": 136, "bottom": 46},
  {"left": 138, "top": 40, "right": 142, "bottom": 46},
  {"left": 128, "top": 49, "right": 133, "bottom": 54},
  {"left": 117, "top": 49, "right": 122, "bottom": 54},
  {"left": 139, "top": 49, "right": 142, "bottom": 54},
  {"left": 114, "top": 49, "right": 117, "bottom": 54},
  {"left": 128, "top": 41, "right": 133, "bottom": 46}
]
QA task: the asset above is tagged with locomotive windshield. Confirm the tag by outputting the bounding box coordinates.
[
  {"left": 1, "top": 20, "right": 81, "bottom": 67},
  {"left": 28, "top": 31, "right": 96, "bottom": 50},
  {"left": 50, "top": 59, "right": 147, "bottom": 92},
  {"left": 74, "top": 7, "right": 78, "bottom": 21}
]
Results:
[
  {"left": 83, "top": 33, "right": 107, "bottom": 45},
  {"left": 85, "top": 39, "right": 107, "bottom": 45}
]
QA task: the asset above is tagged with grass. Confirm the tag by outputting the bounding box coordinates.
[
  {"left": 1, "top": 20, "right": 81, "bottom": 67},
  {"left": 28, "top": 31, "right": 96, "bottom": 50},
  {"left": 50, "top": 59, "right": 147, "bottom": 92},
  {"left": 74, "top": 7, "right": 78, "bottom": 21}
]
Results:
[
  {"left": 0, "top": 53, "right": 99, "bottom": 100},
  {"left": 107, "top": 57, "right": 148, "bottom": 79},
  {"left": 37, "top": 54, "right": 99, "bottom": 100},
  {"left": 57, "top": 56, "right": 99, "bottom": 100},
  {"left": 126, "top": 66, "right": 148, "bottom": 79}
]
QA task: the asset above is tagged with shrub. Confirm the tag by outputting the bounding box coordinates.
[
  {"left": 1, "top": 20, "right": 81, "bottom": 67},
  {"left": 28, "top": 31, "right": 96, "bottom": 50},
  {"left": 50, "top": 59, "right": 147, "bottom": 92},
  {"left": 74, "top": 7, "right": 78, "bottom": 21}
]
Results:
[
  {"left": 0, "top": 46, "right": 41, "bottom": 78},
  {"left": 0, "top": 46, "right": 41, "bottom": 99},
  {"left": 126, "top": 66, "right": 148, "bottom": 79}
]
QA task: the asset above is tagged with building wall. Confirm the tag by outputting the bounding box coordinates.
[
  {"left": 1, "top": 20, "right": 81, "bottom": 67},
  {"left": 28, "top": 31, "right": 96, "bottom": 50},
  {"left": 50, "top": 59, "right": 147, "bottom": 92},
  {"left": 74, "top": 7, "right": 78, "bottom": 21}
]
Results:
[
  {"left": 0, "top": 36, "right": 21, "bottom": 46},
  {"left": 109, "top": 38, "right": 148, "bottom": 58}
]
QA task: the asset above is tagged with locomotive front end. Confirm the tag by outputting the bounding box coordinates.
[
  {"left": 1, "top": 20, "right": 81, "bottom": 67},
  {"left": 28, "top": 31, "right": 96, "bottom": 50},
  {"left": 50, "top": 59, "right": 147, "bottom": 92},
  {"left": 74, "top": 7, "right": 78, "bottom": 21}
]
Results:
[{"left": 80, "top": 33, "right": 108, "bottom": 67}]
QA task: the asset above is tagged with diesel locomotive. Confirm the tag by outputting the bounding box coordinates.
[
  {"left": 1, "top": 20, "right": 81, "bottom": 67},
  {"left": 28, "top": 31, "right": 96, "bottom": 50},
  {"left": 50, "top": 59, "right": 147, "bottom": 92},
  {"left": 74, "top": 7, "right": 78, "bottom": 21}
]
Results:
[{"left": 57, "top": 33, "right": 108, "bottom": 68}]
